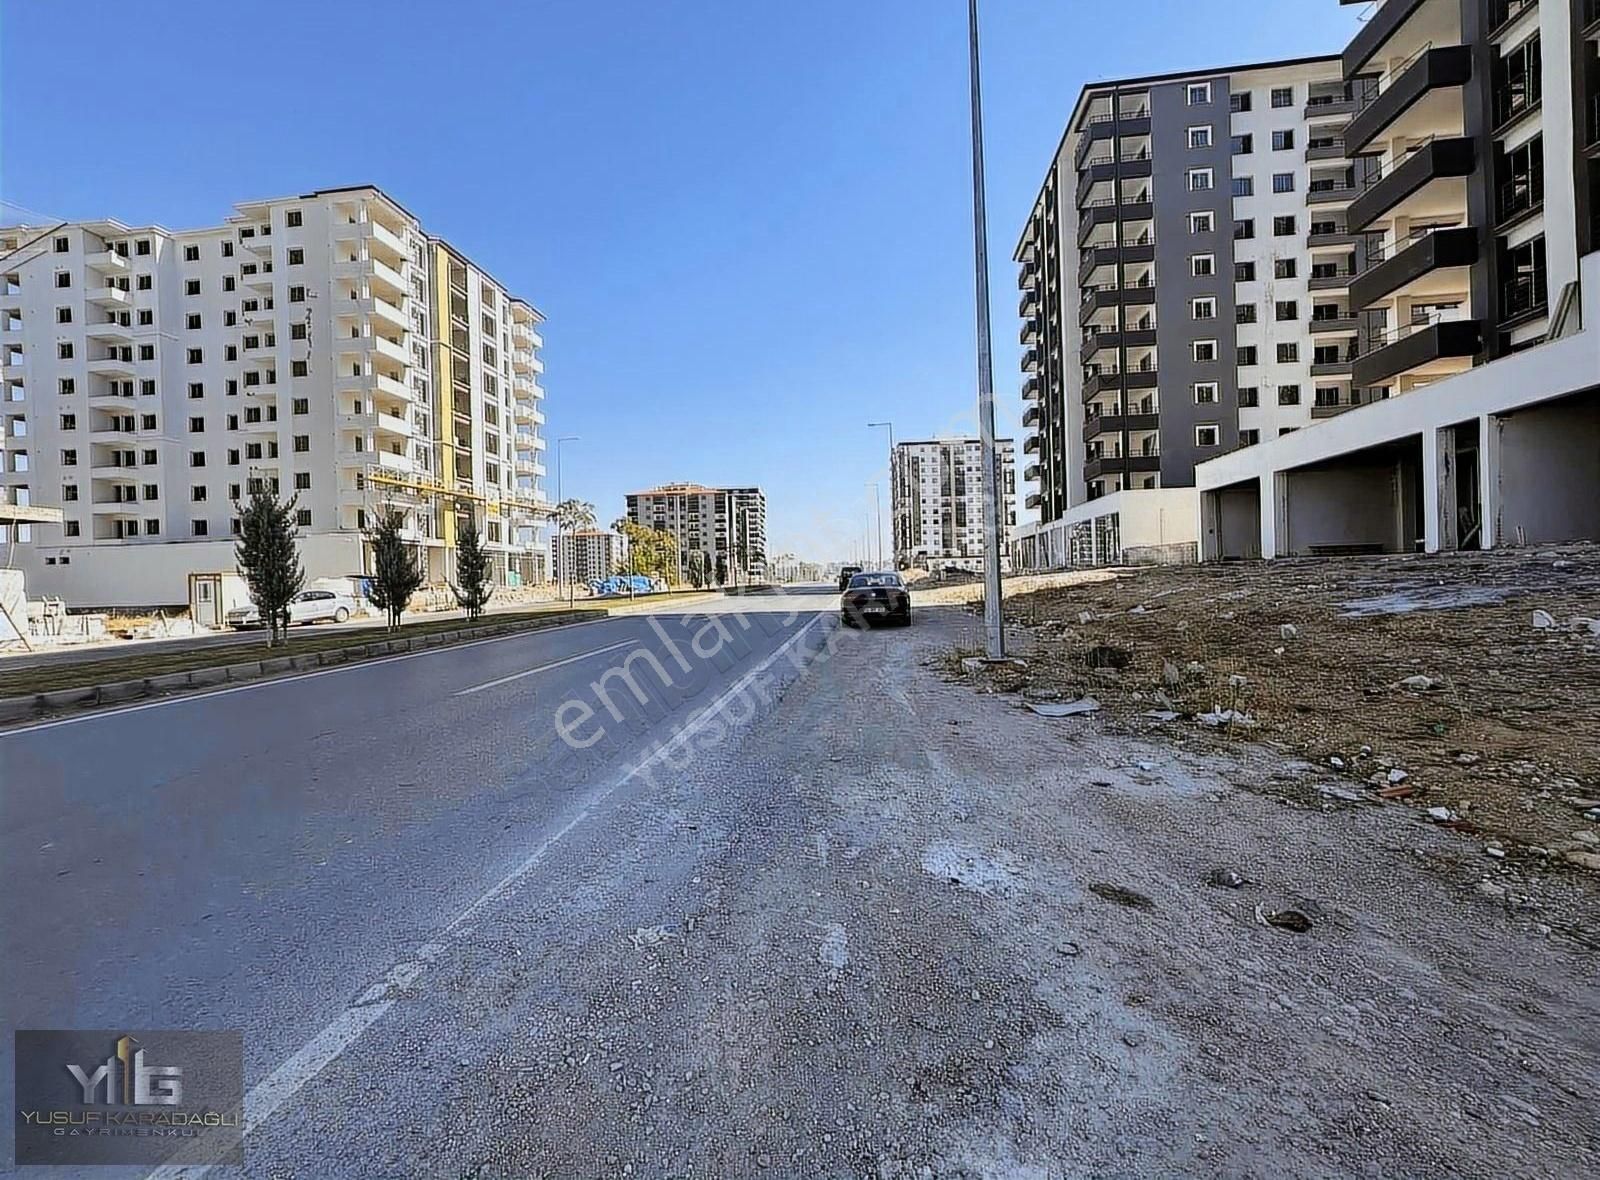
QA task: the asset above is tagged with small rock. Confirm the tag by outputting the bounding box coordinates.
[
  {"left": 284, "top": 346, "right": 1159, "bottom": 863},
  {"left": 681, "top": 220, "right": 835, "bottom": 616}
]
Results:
[
  {"left": 1028, "top": 697, "right": 1100, "bottom": 718},
  {"left": 1207, "top": 868, "right": 1246, "bottom": 889},
  {"left": 1055, "top": 941, "right": 1082, "bottom": 957},
  {"left": 1197, "top": 708, "right": 1257, "bottom": 728},
  {"left": 1078, "top": 610, "right": 1095, "bottom": 625},
  {"left": 1163, "top": 661, "right": 1182, "bottom": 689},
  {"left": 1477, "top": 880, "right": 1507, "bottom": 899},
  {"left": 1531, "top": 609, "right": 1555, "bottom": 630},
  {"left": 1121, "top": 1030, "right": 1147, "bottom": 1048},
  {"left": 1398, "top": 674, "right": 1435, "bottom": 692},
  {"left": 1129, "top": 605, "right": 1149, "bottom": 615},
  {"left": 1566, "top": 797, "right": 1600, "bottom": 810},
  {"left": 1563, "top": 850, "right": 1600, "bottom": 871},
  {"left": 1427, "top": 806, "right": 1458, "bottom": 822},
  {"left": 1137, "top": 760, "right": 1156, "bottom": 772},
  {"left": 1387, "top": 769, "right": 1409, "bottom": 785},
  {"left": 1185, "top": 661, "right": 1207, "bottom": 677},
  {"left": 1455, "top": 752, "right": 1482, "bottom": 765},
  {"left": 1329, "top": 756, "right": 1346, "bottom": 770},
  {"left": 1143, "top": 709, "right": 1179, "bottom": 722},
  {"left": 1228, "top": 673, "right": 1248, "bottom": 691},
  {"left": 1280, "top": 623, "right": 1299, "bottom": 640},
  {"left": 1573, "top": 830, "right": 1600, "bottom": 847},
  {"left": 1485, "top": 846, "right": 1506, "bottom": 859}
]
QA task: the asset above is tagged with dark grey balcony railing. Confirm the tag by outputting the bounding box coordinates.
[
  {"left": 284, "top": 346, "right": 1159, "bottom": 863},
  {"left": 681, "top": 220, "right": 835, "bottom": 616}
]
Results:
[
  {"left": 1497, "top": 176, "right": 1542, "bottom": 224},
  {"left": 1501, "top": 274, "right": 1547, "bottom": 321}
]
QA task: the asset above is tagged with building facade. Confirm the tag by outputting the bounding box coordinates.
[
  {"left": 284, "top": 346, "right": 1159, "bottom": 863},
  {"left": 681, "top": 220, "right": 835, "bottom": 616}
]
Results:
[
  {"left": 889, "top": 437, "right": 1016, "bottom": 571},
  {"left": 624, "top": 483, "right": 767, "bottom": 583},
  {"left": 0, "top": 187, "right": 550, "bottom": 608},
  {"left": 553, "top": 528, "right": 620, "bottom": 586},
  {"left": 1016, "top": 55, "right": 1389, "bottom": 522}
]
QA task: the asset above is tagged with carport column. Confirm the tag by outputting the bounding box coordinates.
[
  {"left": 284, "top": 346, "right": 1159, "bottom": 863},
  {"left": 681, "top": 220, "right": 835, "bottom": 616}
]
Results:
[
  {"left": 1479, "top": 413, "right": 1501, "bottom": 549},
  {"left": 1421, "top": 425, "right": 1444, "bottom": 553},
  {"left": 1259, "top": 472, "right": 1283, "bottom": 559}
]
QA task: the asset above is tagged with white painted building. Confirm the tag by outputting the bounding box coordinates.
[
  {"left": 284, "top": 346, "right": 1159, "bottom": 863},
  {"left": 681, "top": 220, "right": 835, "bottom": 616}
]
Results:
[
  {"left": 0, "top": 186, "right": 551, "bottom": 608},
  {"left": 890, "top": 437, "right": 1016, "bottom": 572},
  {"left": 553, "top": 529, "right": 620, "bottom": 586},
  {"left": 624, "top": 483, "right": 767, "bottom": 583}
]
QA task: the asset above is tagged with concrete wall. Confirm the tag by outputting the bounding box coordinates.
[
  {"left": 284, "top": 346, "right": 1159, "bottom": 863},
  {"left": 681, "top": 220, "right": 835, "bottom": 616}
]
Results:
[
  {"left": 1496, "top": 393, "right": 1600, "bottom": 545},
  {"left": 1283, "top": 456, "right": 1412, "bottom": 555},
  {"left": 1011, "top": 487, "right": 1199, "bottom": 571},
  {"left": 1208, "top": 482, "right": 1262, "bottom": 560}
]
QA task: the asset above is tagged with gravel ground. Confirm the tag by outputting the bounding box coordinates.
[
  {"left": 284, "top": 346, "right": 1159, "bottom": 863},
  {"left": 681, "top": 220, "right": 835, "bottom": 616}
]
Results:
[{"left": 250, "top": 600, "right": 1598, "bottom": 1177}]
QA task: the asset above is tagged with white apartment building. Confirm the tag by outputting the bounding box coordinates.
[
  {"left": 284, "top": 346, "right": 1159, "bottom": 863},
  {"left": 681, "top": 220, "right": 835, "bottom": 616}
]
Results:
[
  {"left": 624, "top": 483, "right": 767, "bottom": 583},
  {"left": 553, "top": 529, "right": 620, "bottom": 586},
  {"left": 890, "top": 437, "right": 1016, "bottom": 572},
  {"left": 0, "top": 186, "right": 551, "bottom": 608}
]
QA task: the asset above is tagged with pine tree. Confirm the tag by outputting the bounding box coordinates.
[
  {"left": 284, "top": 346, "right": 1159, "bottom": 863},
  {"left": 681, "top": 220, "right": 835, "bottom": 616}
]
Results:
[
  {"left": 234, "top": 487, "right": 305, "bottom": 647},
  {"left": 366, "top": 508, "right": 425, "bottom": 631},
  {"left": 452, "top": 515, "right": 494, "bottom": 622}
]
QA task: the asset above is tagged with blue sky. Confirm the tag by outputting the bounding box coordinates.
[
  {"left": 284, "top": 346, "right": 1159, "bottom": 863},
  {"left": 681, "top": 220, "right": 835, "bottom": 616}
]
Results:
[{"left": 1, "top": 0, "right": 1360, "bottom": 562}]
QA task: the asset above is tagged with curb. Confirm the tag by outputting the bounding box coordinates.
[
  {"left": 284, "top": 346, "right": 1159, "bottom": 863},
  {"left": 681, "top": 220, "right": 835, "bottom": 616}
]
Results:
[{"left": 0, "top": 610, "right": 600, "bottom": 726}]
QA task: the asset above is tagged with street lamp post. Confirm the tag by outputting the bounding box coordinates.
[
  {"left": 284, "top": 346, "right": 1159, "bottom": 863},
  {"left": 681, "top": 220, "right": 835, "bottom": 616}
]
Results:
[
  {"left": 554, "top": 435, "right": 579, "bottom": 606},
  {"left": 867, "top": 483, "right": 884, "bottom": 570},
  {"left": 868, "top": 421, "right": 895, "bottom": 567},
  {"left": 967, "top": 0, "right": 1006, "bottom": 659}
]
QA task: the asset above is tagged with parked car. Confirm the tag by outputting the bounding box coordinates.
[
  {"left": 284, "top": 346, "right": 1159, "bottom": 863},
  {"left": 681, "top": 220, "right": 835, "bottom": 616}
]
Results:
[
  {"left": 837, "top": 565, "right": 863, "bottom": 592},
  {"left": 227, "top": 588, "right": 358, "bottom": 629},
  {"left": 840, "top": 571, "right": 911, "bottom": 628}
]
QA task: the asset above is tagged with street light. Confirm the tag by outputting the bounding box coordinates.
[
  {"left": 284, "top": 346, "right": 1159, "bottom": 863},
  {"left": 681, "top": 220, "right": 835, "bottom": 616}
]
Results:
[
  {"left": 868, "top": 421, "right": 895, "bottom": 568},
  {"left": 867, "top": 483, "right": 884, "bottom": 570},
  {"left": 554, "top": 435, "right": 579, "bottom": 605},
  {"left": 967, "top": 0, "right": 1006, "bottom": 659}
]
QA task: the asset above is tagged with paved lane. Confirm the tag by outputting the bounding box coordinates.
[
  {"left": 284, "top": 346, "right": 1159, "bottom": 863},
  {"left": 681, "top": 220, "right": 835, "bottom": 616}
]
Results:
[{"left": 0, "top": 589, "right": 835, "bottom": 1177}]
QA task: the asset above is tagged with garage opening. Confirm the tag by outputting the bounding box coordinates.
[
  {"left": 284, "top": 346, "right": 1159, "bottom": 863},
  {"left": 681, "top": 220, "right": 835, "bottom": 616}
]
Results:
[
  {"left": 1281, "top": 436, "right": 1422, "bottom": 557},
  {"left": 1201, "top": 480, "right": 1261, "bottom": 561},
  {"left": 1495, "top": 387, "right": 1600, "bottom": 545}
]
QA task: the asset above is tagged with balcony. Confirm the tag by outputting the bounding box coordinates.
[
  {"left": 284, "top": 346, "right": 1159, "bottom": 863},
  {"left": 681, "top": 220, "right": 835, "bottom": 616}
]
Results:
[
  {"left": 1308, "top": 314, "right": 1360, "bottom": 335},
  {"left": 86, "top": 355, "right": 136, "bottom": 377},
  {"left": 1500, "top": 273, "right": 1548, "bottom": 325},
  {"left": 84, "top": 250, "right": 130, "bottom": 274},
  {"left": 1020, "top": 317, "right": 1039, "bottom": 346},
  {"left": 1305, "top": 140, "right": 1345, "bottom": 162},
  {"left": 1024, "top": 434, "right": 1041, "bottom": 455},
  {"left": 1074, "top": 111, "right": 1152, "bottom": 169},
  {"left": 1082, "top": 365, "right": 1157, "bottom": 402},
  {"left": 1026, "top": 492, "right": 1043, "bottom": 510},
  {"left": 242, "top": 266, "right": 274, "bottom": 289},
  {"left": 1347, "top": 136, "right": 1475, "bottom": 232},
  {"left": 1022, "top": 405, "right": 1041, "bottom": 428},
  {"left": 1075, "top": 154, "right": 1152, "bottom": 205},
  {"left": 239, "top": 229, "right": 272, "bottom": 255},
  {"left": 1309, "top": 352, "right": 1357, "bottom": 376},
  {"left": 1083, "top": 412, "right": 1160, "bottom": 441},
  {"left": 369, "top": 295, "right": 409, "bottom": 332},
  {"left": 1307, "top": 181, "right": 1360, "bottom": 207},
  {"left": 1344, "top": 46, "right": 1472, "bottom": 156},
  {"left": 239, "top": 413, "right": 280, "bottom": 433},
  {"left": 1019, "top": 289, "right": 1038, "bottom": 318},
  {"left": 1311, "top": 396, "right": 1358, "bottom": 419},
  {"left": 1022, "top": 347, "right": 1040, "bottom": 373},
  {"left": 85, "top": 320, "right": 133, "bottom": 343},
  {"left": 1024, "top": 462, "right": 1041, "bottom": 483},
  {"left": 1075, "top": 200, "right": 1154, "bottom": 248},
  {"left": 1018, "top": 260, "right": 1038, "bottom": 290},
  {"left": 1353, "top": 317, "right": 1480, "bottom": 387},
  {"left": 1083, "top": 453, "right": 1160, "bottom": 482},
  {"left": 1304, "top": 94, "right": 1358, "bottom": 121},
  {"left": 1496, "top": 174, "right": 1543, "bottom": 229},
  {"left": 1080, "top": 241, "right": 1154, "bottom": 275},
  {"left": 86, "top": 285, "right": 131, "bottom": 306},
  {"left": 375, "top": 450, "right": 414, "bottom": 475},
  {"left": 1350, "top": 225, "right": 1477, "bottom": 309},
  {"left": 1081, "top": 328, "right": 1156, "bottom": 361},
  {"left": 1306, "top": 228, "right": 1359, "bottom": 251},
  {"left": 1308, "top": 264, "right": 1358, "bottom": 291},
  {"left": 1342, "top": 0, "right": 1428, "bottom": 78},
  {"left": 1079, "top": 283, "right": 1157, "bottom": 327},
  {"left": 1021, "top": 375, "right": 1040, "bottom": 402}
]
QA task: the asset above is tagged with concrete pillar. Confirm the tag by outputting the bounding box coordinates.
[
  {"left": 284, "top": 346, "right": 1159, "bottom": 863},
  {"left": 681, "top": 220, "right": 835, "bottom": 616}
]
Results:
[
  {"left": 1421, "top": 426, "right": 1442, "bottom": 553},
  {"left": 1260, "top": 473, "right": 1283, "bottom": 559},
  {"left": 1479, "top": 413, "right": 1500, "bottom": 549},
  {"left": 1437, "top": 425, "right": 1459, "bottom": 551}
]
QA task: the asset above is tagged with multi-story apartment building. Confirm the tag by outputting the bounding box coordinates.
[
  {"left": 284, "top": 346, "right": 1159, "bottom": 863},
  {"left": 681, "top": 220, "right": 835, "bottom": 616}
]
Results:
[
  {"left": 553, "top": 528, "right": 620, "bottom": 586},
  {"left": 1016, "top": 55, "right": 1384, "bottom": 525},
  {"left": 1197, "top": 0, "right": 1600, "bottom": 561},
  {"left": 0, "top": 186, "right": 550, "bottom": 607},
  {"left": 889, "top": 437, "right": 1016, "bottom": 571},
  {"left": 624, "top": 483, "right": 768, "bottom": 582}
]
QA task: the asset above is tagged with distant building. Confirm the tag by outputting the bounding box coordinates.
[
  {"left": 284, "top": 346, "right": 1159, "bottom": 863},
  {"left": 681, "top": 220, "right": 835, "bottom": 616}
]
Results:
[
  {"left": 624, "top": 483, "right": 767, "bottom": 582},
  {"left": 889, "top": 438, "right": 1016, "bottom": 572},
  {"left": 553, "top": 529, "right": 620, "bottom": 586}
]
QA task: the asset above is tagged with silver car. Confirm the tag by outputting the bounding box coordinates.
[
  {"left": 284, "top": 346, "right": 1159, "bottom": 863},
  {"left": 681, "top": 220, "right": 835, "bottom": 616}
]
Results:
[{"left": 227, "top": 589, "right": 358, "bottom": 629}]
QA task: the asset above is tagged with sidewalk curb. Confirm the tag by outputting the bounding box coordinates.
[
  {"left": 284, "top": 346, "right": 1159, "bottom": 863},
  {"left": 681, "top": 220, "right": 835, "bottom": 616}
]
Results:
[{"left": 0, "top": 609, "right": 602, "bottom": 726}]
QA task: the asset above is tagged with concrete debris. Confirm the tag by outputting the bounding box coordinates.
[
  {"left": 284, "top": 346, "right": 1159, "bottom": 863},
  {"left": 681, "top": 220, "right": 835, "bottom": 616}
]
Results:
[
  {"left": 1563, "top": 850, "right": 1600, "bottom": 871},
  {"left": 1129, "top": 605, "right": 1150, "bottom": 615},
  {"left": 1427, "top": 807, "right": 1459, "bottom": 823},
  {"left": 1162, "top": 661, "right": 1182, "bottom": 689},
  {"left": 1028, "top": 697, "right": 1100, "bottom": 718},
  {"left": 1387, "top": 769, "right": 1410, "bottom": 785},
  {"left": 1531, "top": 609, "right": 1556, "bottom": 629},
  {"left": 1197, "top": 708, "right": 1257, "bottom": 729},
  {"left": 1456, "top": 752, "right": 1482, "bottom": 765},
  {"left": 1078, "top": 610, "right": 1095, "bottom": 625},
  {"left": 1280, "top": 624, "right": 1299, "bottom": 640},
  {"left": 1329, "top": 756, "right": 1346, "bottom": 770},
  {"left": 1317, "top": 783, "right": 1366, "bottom": 803},
  {"left": 628, "top": 925, "right": 678, "bottom": 950},
  {"left": 960, "top": 657, "right": 986, "bottom": 674},
  {"left": 1228, "top": 674, "right": 1249, "bottom": 691},
  {"left": 1143, "top": 710, "right": 1180, "bottom": 722},
  {"left": 1398, "top": 675, "right": 1436, "bottom": 692},
  {"left": 1255, "top": 904, "right": 1314, "bottom": 933},
  {"left": 1486, "top": 845, "right": 1506, "bottom": 859},
  {"left": 1089, "top": 882, "right": 1156, "bottom": 910},
  {"left": 1207, "top": 868, "right": 1246, "bottom": 889}
]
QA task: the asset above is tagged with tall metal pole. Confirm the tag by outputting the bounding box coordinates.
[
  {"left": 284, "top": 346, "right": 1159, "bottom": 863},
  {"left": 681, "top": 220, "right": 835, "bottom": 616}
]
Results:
[
  {"left": 869, "top": 421, "right": 895, "bottom": 566},
  {"left": 555, "top": 435, "right": 578, "bottom": 604},
  {"left": 968, "top": 0, "right": 1005, "bottom": 659}
]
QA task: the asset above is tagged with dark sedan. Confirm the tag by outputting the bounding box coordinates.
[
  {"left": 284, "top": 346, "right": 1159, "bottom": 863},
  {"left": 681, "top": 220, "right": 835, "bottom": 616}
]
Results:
[{"left": 840, "top": 571, "right": 911, "bottom": 628}]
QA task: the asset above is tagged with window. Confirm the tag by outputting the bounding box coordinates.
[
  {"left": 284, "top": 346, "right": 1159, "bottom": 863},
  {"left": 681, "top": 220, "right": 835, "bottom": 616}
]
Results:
[
  {"left": 145, "top": 519, "right": 160, "bottom": 536},
  {"left": 286, "top": 210, "right": 303, "bottom": 228},
  {"left": 137, "top": 274, "right": 153, "bottom": 290},
  {"left": 1232, "top": 177, "right": 1254, "bottom": 198},
  {"left": 1187, "top": 82, "right": 1212, "bottom": 106},
  {"left": 55, "top": 271, "right": 71, "bottom": 289},
  {"left": 190, "top": 452, "right": 206, "bottom": 467},
  {"left": 188, "top": 382, "right": 204, "bottom": 399},
  {"left": 1237, "top": 345, "right": 1258, "bottom": 365},
  {"left": 188, "top": 348, "right": 203, "bottom": 364},
  {"left": 1191, "top": 254, "right": 1215, "bottom": 277},
  {"left": 1189, "top": 211, "right": 1215, "bottom": 234},
  {"left": 228, "top": 449, "right": 240, "bottom": 466},
  {"left": 291, "top": 322, "right": 307, "bottom": 340},
  {"left": 62, "top": 520, "right": 81, "bottom": 537},
  {"left": 1239, "top": 429, "right": 1260, "bottom": 446},
  {"left": 294, "top": 472, "right": 311, "bottom": 491},
  {"left": 1273, "top": 215, "right": 1297, "bottom": 236},
  {"left": 57, "top": 342, "right": 73, "bottom": 360},
  {"left": 1188, "top": 126, "right": 1213, "bottom": 149},
  {"left": 223, "top": 276, "right": 235, "bottom": 292},
  {"left": 141, "top": 448, "right": 156, "bottom": 464},
  {"left": 62, "top": 449, "right": 77, "bottom": 466},
  {"left": 246, "top": 442, "right": 262, "bottom": 460},
  {"left": 289, "top": 286, "right": 306, "bottom": 303},
  {"left": 292, "top": 360, "right": 308, "bottom": 377},
  {"left": 1275, "top": 300, "right": 1299, "bottom": 321},
  {"left": 136, "top": 239, "right": 151, "bottom": 256},
  {"left": 191, "top": 486, "right": 207, "bottom": 502},
  {"left": 183, "top": 244, "right": 200, "bottom": 262},
  {"left": 1231, "top": 134, "right": 1253, "bottom": 155},
  {"left": 1191, "top": 297, "right": 1217, "bottom": 320},
  {"left": 225, "top": 346, "right": 237, "bottom": 362},
  {"left": 192, "top": 520, "right": 208, "bottom": 537},
  {"left": 292, "top": 397, "right": 309, "bottom": 415},
  {"left": 140, "top": 378, "right": 156, "bottom": 396},
  {"left": 292, "top": 435, "right": 310, "bottom": 453},
  {"left": 138, "top": 344, "right": 155, "bottom": 361},
  {"left": 1230, "top": 91, "right": 1252, "bottom": 113},
  {"left": 62, "top": 485, "right": 79, "bottom": 502},
  {"left": 1187, "top": 168, "right": 1214, "bottom": 192},
  {"left": 1277, "top": 384, "right": 1301, "bottom": 405},
  {"left": 1270, "top": 86, "right": 1293, "bottom": 108},
  {"left": 1274, "top": 258, "right": 1297, "bottom": 279},
  {"left": 296, "top": 509, "right": 312, "bottom": 527},
  {"left": 1235, "top": 261, "right": 1256, "bottom": 282},
  {"left": 188, "top": 416, "right": 205, "bottom": 433},
  {"left": 1277, "top": 343, "right": 1300, "bottom": 363},
  {"left": 1237, "top": 303, "right": 1257, "bottom": 324},
  {"left": 58, "top": 378, "right": 75, "bottom": 395},
  {"left": 1234, "top": 219, "right": 1255, "bottom": 240},
  {"left": 1193, "top": 340, "right": 1218, "bottom": 362},
  {"left": 53, "top": 235, "right": 69, "bottom": 253},
  {"left": 1195, "top": 424, "right": 1221, "bottom": 447},
  {"left": 56, "top": 306, "right": 72, "bottom": 324},
  {"left": 185, "top": 279, "right": 201, "bottom": 296},
  {"left": 186, "top": 313, "right": 202, "bottom": 330},
  {"left": 138, "top": 309, "right": 153, "bottom": 325},
  {"left": 1272, "top": 130, "right": 1295, "bottom": 151},
  {"left": 60, "top": 413, "right": 76, "bottom": 430},
  {"left": 288, "top": 248, "right": 304, "bottom": 266},
  {"left": 1272, "top": 173, "right": 1295, "bottom": 194},
  {"left": 1193, "top": 382, "right": 1219, "bottom": 403},
  {"left": 227, "top": 414, "right": 239, "bottom": 430}
]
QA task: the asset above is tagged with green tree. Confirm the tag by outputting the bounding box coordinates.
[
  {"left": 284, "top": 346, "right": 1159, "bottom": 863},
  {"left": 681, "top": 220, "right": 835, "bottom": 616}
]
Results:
[
  {"left": 234, "top": 487, "right": 304, "bottom": 647},
  {"left": 366, "top": 508, "right": 425, "bottom": 631},
  {"left": 715, "top": 553, "right": 729, "bottom": 586},
  {"left": 556, "top": 498, "right": 597, "bottom": 532},
  {"left": 452, "top": 514, "right": 493, "bottom": 622},
  {"left": 617, "top": 520, "right": 679, "bottom": 584},
  {"left": 686, "top": 550, "right": 709, "bottom": 589}
]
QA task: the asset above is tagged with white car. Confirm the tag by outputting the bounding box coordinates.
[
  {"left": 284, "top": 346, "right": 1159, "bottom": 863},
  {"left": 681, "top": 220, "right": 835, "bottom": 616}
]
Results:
[{"left": 227, "top": 589, "right": 358, "bottom": 629}]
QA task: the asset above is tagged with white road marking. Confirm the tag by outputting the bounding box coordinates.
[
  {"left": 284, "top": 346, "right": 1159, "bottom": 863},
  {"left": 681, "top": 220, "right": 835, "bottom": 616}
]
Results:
[
  {"left": 0, "top": 616, "right": 617, "bottom": 737},
  {"left": 144, "top": 611, "right": 825, "bottom": 1178},
  {"left": 452, "top": 638, "right": 640, "bottom": 696}
]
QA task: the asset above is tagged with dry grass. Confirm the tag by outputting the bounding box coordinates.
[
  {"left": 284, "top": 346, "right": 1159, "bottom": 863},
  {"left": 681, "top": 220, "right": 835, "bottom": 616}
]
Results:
[{"left": 954, "top": 545, "right": 1600, "bottom": 853}]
